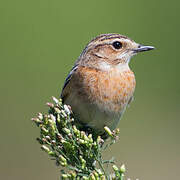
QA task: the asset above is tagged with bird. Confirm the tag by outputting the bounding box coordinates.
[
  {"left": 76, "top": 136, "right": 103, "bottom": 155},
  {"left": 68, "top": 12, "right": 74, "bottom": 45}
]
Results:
[{"left": 60, "top": 33, "right": 154, "bottom": 138}]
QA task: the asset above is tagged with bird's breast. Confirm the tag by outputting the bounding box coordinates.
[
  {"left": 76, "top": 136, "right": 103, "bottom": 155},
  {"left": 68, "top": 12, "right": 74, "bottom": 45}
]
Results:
[
  {"left": 63, "top": 66, "right": 136, "bottom": 132},
  {"left": 76, "top": 66, "right": 136, "bottom": 113}
]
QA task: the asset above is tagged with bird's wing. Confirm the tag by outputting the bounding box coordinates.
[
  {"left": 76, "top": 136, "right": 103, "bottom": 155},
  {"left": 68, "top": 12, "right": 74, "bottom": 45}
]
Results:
[
  {"left": 127, "top": 96, "right": 134, "bottom": 107},
  {"left": 60, "top": 64, "right": 78, "bottom": 102}
]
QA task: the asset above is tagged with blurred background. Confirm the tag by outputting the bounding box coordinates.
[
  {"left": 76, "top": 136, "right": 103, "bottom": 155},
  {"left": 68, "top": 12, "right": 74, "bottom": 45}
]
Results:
[{"left": 0, "top": 0, "right": 179, "bottom": 180}]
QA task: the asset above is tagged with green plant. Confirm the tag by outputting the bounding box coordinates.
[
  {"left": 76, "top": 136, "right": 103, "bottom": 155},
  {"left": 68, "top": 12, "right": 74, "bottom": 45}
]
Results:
[{"left": 32, "top": 97, "right": 127, "bottom": 180}]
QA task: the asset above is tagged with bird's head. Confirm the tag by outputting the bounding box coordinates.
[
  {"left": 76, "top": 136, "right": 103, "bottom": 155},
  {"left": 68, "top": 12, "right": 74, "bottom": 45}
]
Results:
[{"left": 78, "top": 33, "right": 154, "bottom": 71}]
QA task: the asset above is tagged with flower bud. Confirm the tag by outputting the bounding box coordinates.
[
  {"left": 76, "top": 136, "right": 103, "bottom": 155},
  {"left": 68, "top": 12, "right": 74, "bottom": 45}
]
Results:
[
  {"left": 41, "top": 145, "right": 50, "bottom": 153},
  {"left": 104, "top": 126, "right": 113, "bottom": 137},
  {"left": 54, "top": 107, "right": 61, "bottom": 114},
  {"left": 120, "top": 164, "right": 126, "bottom": 173},
  {"left": 113, "top": 165, "right": 119, "bottom": 172},
  {"left": 41, "top": 126, "right": 49, "bottom": 133},
  {"left": 62, "top": 128, "right": 70, "bottom": 134},
  {"left": 62, "top": 174, "right": 69, "bottom": 179},
  {"left": 61, "top": 110, "right": 67, "bottom": 117},
  {"left": 64, "top": 104, "right": 71, "bottom": 115},
  {"left": 52, "top": 96, "right": 59, "bottom": 104},
  {"left": 38, "top": 113, "right": 43, "bottom": 120},
  {"left": 50, "top": 114, "right": 56, "bottom": 123},
  {"left": 90, "top": 173, "right": 96, "bottom": 180},
  {"left": 46, "top": 102, "right": 54, "bottom": 108}
]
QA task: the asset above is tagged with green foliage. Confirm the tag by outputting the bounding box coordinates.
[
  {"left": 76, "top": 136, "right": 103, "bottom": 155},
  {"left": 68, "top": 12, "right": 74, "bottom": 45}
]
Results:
[{"left": 32, "top": 97, "right": 126, "bottom": 180}]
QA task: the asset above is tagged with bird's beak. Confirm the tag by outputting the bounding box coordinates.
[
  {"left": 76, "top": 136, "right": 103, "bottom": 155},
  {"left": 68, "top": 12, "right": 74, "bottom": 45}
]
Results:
[{"left": 133, "top": 45, "right": 155, "bottom": 53}]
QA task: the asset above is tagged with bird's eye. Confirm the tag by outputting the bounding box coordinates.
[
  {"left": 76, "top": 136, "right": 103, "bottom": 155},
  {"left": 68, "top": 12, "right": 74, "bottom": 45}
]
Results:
[{"left": 112, "top": 41, "right": 122, "bottom": 49}]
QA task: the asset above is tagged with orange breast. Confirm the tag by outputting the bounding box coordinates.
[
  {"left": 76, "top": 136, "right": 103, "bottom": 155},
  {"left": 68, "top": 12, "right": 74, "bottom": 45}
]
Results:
[{"left": 75, "top": 66, "right": 136, "bottom": 113}]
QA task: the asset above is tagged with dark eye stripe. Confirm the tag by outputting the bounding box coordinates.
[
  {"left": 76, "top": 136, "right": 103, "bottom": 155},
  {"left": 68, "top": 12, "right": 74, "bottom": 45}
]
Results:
[{"left": 93, "top": 43, "right": 109, "bottom": 49}]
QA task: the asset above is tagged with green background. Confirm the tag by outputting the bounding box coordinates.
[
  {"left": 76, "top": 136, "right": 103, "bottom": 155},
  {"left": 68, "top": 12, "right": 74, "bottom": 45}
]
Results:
[{"left": 0, "top": 0, "right": 179, "bottom": 180}]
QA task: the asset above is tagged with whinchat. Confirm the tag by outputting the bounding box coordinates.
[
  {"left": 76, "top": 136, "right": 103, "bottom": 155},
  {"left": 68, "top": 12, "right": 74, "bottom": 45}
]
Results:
[{"left": 61, "top": 33, "right": 154, "bottom": 138}]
